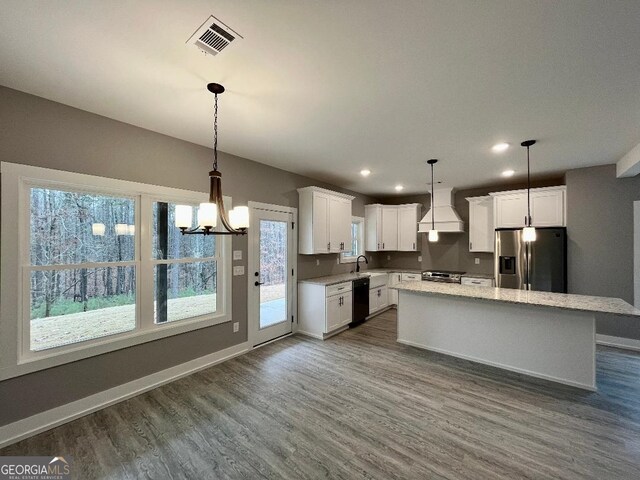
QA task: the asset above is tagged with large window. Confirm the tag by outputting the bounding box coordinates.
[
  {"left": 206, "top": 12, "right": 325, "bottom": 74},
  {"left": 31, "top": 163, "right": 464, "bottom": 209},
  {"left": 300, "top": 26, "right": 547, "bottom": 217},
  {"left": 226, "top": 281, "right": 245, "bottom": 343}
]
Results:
[
  {"left": 29, "top": 188, "right": 137, "bottom": 351},
  {"left": 340, "top": 216, "right": 365, "bottom": 263},
  {"left": 0, "top": 162, "right": 232, "bottom": 379},
  {"left": 152, "top": 201, "right": 218, "bottom": 324}
]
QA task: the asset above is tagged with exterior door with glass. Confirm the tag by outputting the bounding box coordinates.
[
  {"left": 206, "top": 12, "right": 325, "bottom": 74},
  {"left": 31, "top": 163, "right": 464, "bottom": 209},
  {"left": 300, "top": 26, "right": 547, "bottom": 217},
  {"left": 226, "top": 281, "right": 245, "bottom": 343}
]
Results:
[{"left": 248, "top": 206, "right": 294, "bottom": 346}]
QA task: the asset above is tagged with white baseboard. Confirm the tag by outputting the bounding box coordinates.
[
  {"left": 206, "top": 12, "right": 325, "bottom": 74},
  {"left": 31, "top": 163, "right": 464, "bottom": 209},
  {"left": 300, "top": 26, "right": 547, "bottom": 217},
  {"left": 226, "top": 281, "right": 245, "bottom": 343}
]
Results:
[
  {"left": 596, "top": 334, "right": 640, "bottom": 352},
  {"left": 0, "top": 341, "right": 250, "bottom": 449},
  {"left": 397, "top": 338, "right": 596, "bottom": 391}
]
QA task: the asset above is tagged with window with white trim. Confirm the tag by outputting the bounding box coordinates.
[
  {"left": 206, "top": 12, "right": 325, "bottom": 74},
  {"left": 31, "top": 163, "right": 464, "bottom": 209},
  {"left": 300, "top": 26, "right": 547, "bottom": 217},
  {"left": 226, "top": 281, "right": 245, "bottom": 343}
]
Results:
[
  {"left": 0, "top": 162, "right": 232, "bottom": 379},
  {"left": 340, "top": 216, "right": 365, "bottom": 263}
]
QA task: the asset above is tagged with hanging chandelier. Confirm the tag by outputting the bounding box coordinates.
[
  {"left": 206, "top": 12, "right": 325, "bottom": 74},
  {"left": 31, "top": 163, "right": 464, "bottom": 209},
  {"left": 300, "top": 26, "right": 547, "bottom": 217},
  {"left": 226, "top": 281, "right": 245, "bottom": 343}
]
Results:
[
  {"left": 427, "top": 159, "right": 439, "bottom": 243},
  {"left": 521, "top": 139, "right": 536, "bottom": 242},
  {"left": 175, "top": 83, "right": 249, "bottom": 235}
]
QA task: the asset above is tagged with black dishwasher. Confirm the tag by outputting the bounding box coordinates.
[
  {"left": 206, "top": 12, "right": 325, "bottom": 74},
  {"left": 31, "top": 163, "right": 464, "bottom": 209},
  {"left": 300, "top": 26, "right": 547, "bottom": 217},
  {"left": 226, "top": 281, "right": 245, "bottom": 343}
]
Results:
[{"left": 351, "top": 277, "right": 370, "bottom": 325}]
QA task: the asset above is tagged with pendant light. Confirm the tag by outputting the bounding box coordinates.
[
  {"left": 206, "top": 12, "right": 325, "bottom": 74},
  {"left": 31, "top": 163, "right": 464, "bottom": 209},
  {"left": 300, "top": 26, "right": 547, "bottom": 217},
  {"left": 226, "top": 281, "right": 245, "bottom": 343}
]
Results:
[
  {"left": 427, "top": 159, "right": 439, "bottom": 242},
  {"left": 521, "top": 140, "right": 536, "bottom": 242},
  {"left": 175, "top": 83, "right": 249, "bottom": 236}
]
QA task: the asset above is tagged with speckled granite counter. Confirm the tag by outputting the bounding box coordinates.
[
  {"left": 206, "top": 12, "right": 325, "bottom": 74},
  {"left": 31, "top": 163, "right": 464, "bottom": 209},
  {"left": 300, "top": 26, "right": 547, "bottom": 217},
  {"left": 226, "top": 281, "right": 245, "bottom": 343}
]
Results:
[
  {"left": 298, "top": 273, "right": 370, "bottom": 286},
  {"left": 299, "top": 268, "right": 422, "bottom": 286},
  {"left": 395, "top": 281, "right": 640, "bottom": 317}
]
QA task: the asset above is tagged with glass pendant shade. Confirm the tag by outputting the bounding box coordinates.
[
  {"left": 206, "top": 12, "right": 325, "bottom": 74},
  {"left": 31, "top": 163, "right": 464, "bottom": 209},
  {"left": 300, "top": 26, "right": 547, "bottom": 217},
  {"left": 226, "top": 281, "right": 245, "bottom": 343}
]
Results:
[
  {"left": 428, "top": 229, "right": 439, "bottom": 242},
  {"left": 229, "top": 206, "right": 250, "bottom": 229},
  {"left": 198, "top": 203, "right": 218, "bottom": 228},
  {"left": 92, "top": 223, "right": 106, "bottom": 236},
  {"left": 522, "top": 226, "right": 536, "bottom": 242},
  {"left": 175, "top": 205, "right": 193, "bottom": 229}
]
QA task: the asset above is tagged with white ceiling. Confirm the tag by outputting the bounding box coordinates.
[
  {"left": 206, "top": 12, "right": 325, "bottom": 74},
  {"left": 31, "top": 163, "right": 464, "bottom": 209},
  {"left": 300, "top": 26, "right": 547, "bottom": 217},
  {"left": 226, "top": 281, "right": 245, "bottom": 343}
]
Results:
[{"left": 1, "top": 0, "right": 639, "bottom": 195}]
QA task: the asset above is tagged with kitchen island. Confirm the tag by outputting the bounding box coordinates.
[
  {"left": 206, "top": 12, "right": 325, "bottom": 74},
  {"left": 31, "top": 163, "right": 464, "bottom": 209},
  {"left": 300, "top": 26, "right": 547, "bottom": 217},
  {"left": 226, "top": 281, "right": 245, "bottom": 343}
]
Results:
[{"left": 395, "top": 281, "right": 640, "bottom": 390}]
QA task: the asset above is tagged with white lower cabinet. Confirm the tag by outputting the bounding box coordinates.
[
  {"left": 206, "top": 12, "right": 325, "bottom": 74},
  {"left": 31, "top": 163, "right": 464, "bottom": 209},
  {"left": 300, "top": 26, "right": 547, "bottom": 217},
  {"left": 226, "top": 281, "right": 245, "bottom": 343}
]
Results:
[
  {"left": 388, "top": 272, "right": 402, "bottom": 305},
  {"left": 461, "top": 277, "right": 494, "bottom": 287},
  {"left": 401, "top": 273, "right": 421, "bottom": 282},
  {"left": 369, "top": 286, "right": 389, "bottom": 315},
  {"left": 326, "top": 291, "right": 352, "bottom": 331},
  {"left": 298, "top": 281, "right": 353, "bottom": 339}
]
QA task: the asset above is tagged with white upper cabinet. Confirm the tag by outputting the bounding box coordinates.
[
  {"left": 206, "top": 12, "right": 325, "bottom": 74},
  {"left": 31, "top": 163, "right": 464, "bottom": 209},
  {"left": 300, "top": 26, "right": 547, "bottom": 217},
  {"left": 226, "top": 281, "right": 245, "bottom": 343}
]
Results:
[
  {"left": 329, "top": 195, "right": 352, "bottom": 253},
  {"left": 530, "top": 188, "right": 566, "bottom": 227},
  {"left": 491, "top": 186, "right": 566, "bottom": 229},
  {"left": 466, "top": 196, "right": 494, "bottom": 252},
  {"left": 365, "top": 203, "right": 420, "bottom": 252},
  {"left": 381, "top": 206, "right": 398, "bottom": 251},
  {"left": 298, "top": 186, "right": 354, "bottom": 254},
  {"left": 397, "top": 204, "right": 421, "bottom": 251}
]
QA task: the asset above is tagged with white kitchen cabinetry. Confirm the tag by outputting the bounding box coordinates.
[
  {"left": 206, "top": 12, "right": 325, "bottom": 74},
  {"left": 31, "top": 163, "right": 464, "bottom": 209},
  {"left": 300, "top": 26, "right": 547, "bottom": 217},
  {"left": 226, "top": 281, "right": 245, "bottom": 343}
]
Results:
[
  {"left": 397, "top": 204, "right": 421, "bottom": 251},
  {"left": 466, "top": 196, "right": 494, "bottom": 252},
  {"left": 461, "top": 277, "right": 494, "bottom": 287},
  {"left": 401, "top": 273, "right": 421, "bottom": 282},
  {"left": 298, "top": 186, "right": 354, "bottom": 254},
  {"left": 388, "top": 272, "right": 402, "bottom": 305},
  {"left": 365, "top": 203, "right": 420, "bottom": 252},
  {"left": 491, "top": 186, "right": 566, "bottom": 229},
  {"left": 369, "top": 286, "right": 389, "bottom": 315},
  {"left": 368, "top": 273, "right": 389, "bottom": 315},
  {"left": 298, "top": 281, "right": 353, "bottom": 339}
]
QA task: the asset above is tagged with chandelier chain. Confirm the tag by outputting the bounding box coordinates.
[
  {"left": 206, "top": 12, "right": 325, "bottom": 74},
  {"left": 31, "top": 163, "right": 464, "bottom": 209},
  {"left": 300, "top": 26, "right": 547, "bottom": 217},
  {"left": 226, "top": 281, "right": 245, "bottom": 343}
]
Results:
[{"left": 213, "top": 93, "right": 218, "bottom": 170}]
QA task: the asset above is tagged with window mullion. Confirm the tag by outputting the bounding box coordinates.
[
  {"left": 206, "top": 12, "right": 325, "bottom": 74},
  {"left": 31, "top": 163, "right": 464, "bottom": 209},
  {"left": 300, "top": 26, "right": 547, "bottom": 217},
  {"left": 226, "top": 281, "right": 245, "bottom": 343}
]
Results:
[{"left": 138, "top": 195, "right": 154, "bottom": 331}]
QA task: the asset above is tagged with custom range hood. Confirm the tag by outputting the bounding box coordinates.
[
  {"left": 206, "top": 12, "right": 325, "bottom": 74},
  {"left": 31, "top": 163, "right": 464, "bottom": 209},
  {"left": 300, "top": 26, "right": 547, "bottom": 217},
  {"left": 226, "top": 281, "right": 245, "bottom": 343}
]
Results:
[{"left": 418, "top": 187, "right": 464, "bottom": 233}]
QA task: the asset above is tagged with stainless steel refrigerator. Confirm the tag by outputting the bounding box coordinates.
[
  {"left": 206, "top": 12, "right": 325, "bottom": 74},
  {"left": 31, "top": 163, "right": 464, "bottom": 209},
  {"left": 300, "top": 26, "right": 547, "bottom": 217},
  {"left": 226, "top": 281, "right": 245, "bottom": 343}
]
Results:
[{"left": 495, "top": 227, "right": 567, "bottom": 293}]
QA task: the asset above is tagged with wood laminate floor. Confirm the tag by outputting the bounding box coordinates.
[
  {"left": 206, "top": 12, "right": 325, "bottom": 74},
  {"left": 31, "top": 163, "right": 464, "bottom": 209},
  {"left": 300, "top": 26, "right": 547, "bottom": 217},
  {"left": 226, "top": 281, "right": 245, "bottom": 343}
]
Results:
[{"left": 3, "top": 310, "right": 640, "bottom": 479}]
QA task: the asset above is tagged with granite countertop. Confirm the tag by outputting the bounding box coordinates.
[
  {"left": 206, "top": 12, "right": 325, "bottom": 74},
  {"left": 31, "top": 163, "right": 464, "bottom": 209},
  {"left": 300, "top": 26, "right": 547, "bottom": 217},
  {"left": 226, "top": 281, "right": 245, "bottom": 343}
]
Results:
[
  {"left": 461, "top": 273, "right": 494, "bottom": 279},
  {"left": 367, "top": 268, "right": 423, "bottom": 274},
  {"left": 298, "top": 268, "right": 423, "bottom": 286},
  {"left": 298, "top": 272, "right": 371, "bottom": 286},
  {"left": 394, "top": 281, "right": 640, "bottom": 317}
]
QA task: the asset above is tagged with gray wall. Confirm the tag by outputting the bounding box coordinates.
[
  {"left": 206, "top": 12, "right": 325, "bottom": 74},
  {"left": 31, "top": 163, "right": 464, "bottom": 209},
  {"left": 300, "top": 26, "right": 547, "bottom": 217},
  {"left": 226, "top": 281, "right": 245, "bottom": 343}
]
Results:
[
  {"left": 565, "top": 164, "right": 640, "bottom": 339},
  {"left": 0, "top": 86, "right": 380, "bottom": 426}
]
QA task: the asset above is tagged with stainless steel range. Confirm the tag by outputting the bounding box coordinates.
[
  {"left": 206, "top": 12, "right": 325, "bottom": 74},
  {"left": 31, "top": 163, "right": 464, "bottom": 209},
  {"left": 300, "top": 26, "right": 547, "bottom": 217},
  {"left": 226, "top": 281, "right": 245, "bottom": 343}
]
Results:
[{"left": 421, "top": 270, "right": 465, "bottom": 284}]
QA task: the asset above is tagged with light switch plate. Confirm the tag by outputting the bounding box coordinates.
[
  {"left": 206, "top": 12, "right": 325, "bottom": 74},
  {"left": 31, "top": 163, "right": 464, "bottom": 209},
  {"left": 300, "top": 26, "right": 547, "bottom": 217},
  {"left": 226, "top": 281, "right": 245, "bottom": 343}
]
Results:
[
  {"left": 475, "top": 258, "right": 480, "bottom": 265},
  {"left": 233, "top": 250, "right": 242, "bottom": 261},
  {"left": 336, "top": 257, "right": 340, "bottom": 265},
  {"left": 233, "top": 322, "right": 239, "bottom": 333},
  {"left": 418, "top": 256, "right": 422, "bottom": 262},
  {"left": 316, "top": 259, "right": 320, "bottom": 266},
  {"left": 233, "top": 266, "right": 245, "bottom": 276},
  {"left": 387, "top": 255, "right": 391, "bottom": 260}
]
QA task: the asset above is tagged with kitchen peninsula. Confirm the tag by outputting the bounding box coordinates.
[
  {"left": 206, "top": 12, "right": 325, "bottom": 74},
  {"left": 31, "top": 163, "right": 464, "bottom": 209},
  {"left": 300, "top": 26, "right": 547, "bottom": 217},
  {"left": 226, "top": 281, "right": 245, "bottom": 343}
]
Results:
[{"left": 395, "top": 281, "right": 640, "bottom": 390}]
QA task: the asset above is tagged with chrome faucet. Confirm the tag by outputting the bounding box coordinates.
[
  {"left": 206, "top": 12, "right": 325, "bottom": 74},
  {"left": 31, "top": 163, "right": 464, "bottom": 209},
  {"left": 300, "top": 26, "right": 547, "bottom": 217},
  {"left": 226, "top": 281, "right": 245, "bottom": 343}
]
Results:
[{"left": 355, "top": 255, "right": 369, "bottom": 273}]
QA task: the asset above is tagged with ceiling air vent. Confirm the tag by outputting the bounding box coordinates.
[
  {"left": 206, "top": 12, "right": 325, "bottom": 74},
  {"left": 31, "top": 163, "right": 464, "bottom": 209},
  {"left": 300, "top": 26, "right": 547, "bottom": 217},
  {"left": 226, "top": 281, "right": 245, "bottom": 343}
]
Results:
[{"left": 186, "top": 15, "right": 243, "bottom": 56}]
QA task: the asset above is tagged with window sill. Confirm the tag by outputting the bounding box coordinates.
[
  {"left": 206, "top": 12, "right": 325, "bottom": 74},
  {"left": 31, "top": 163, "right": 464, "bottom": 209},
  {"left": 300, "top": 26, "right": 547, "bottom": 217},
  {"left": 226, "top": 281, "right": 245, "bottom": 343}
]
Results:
[{"left": 2, "top": 313, "right": 232, "bottom": 381}]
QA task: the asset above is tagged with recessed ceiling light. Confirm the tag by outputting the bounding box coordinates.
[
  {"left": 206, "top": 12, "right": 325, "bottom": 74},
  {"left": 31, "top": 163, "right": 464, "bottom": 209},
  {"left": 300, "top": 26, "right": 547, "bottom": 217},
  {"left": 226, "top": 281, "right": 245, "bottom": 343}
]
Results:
[
  {"left": 501, "top": 169, "right": 515, "bottom": 177},
  {"left": 360, "top": 169, "right": 371, "bottom": 177},
  {"left": 492, "top": 142, "right": 510, "bottom": 153},
  {"left": 395, "top": 185, "right": 404, "bottom": 192}
]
